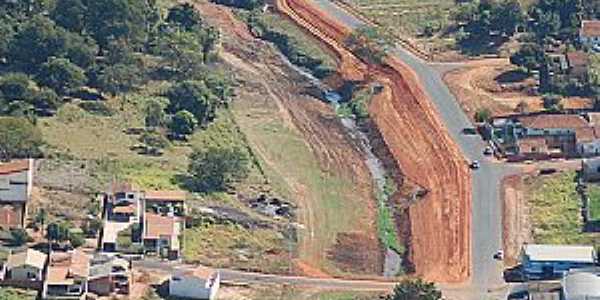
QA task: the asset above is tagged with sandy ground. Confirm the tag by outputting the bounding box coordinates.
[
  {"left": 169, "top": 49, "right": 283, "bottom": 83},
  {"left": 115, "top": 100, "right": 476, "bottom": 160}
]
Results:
[
  {"left": 277, "top": 0, "right": 471, "bottom": 283},
  {"left": 501, "top": 175, "right": 531, "bottom": 266},
  {"left": 443, "top": 59, "right": 594, "bottom": 120},
  {"left": 195, "top": 1, "right": 382, "bottom": 277}
]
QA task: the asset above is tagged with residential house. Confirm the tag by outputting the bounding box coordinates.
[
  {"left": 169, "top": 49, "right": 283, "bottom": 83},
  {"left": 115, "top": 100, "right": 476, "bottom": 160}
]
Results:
[
  {"left": 88, "top": 254, "right": 130, "bottom": 296},
  {"left": 42, "top": 250, "right": 90, "bottom": 300},
  {"left": 5, "top": 248, "right": 47, "bottom": 281},
  {"left": 582, "top": 158, "right": 600, "bottom": 181},
  {"left": 100, "top": 182, "right": 142, "bottom": 252},
  {"left": 566, "top": 51, "right": 590, "bottom": 82},
  {"left": 105, "top": 182, "right": 142, "bottom": 223},
  {"left": 580, "top": 20, "right": 600, "bottom": 51},
  {"left": 142, "top": 213, "right": 181, "bottom": 260},
  {"left": 169, "top": 267, "right": 220, "bottom": 300},
  {"left": 561, "top": 268, "right": 600, "bottom": 300},
  {"left": 486, "top": 114, "right": 600, "bottom": 160},
  {"left": 521, "top": 244, "right": 596, "bottom": 280},
  {"left": 142, "top": 190, "right": 186, "bottom": 217},
  {"left": 0, "top": 159, "right": 34, "bottom": 229}
]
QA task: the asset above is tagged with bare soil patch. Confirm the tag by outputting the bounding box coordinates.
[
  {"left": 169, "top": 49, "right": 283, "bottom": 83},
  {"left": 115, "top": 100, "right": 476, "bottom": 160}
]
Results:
[{"left": 501, "top": 175, "right": 532, "bottom": 266}]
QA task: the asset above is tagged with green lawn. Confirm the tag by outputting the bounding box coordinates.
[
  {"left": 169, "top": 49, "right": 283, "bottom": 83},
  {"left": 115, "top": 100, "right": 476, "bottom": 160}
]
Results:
[
  {"left": 526, "top": 171, "right": 598, "bottom": 245},
  {"left": 588, "top": 184, "right": 600, "bottom": 221}
]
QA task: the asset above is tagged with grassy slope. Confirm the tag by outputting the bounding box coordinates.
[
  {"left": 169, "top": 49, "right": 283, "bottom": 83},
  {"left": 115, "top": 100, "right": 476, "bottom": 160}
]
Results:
[
  {"left": 231, "top": 89, "right": 368, "bottom": 274},
  {"left": 527, "top": 171, "right": 600, "bottom": 245}
]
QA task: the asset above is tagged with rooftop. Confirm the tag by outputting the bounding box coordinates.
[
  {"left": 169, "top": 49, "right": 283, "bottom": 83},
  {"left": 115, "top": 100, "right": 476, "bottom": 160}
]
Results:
[
  {"left": 517, "top": 114, "right": 589, "bottom": 130},
  {"left": 144, "top": 213, "right": 178, "bottom": 239},
  {"left": 144, "top": 190, "right": 186, "bottom": 202},
  {"left": 0, "top": 160, "right": 31, "bottom": 175},
  {"left": 47, "top": 250, "right": 90, "bottom": 284},
  {"left": 523, "top": 244, "right": 595, "bottom": 263},
  {"left": 6, "top": 248, "right": 47, "bottom": 270},
  {"left": 562, "top": 269, "right": 600, "bottom": 300},
  {"left": 581, "top": 20, "right": 600, "bottom": 38}
]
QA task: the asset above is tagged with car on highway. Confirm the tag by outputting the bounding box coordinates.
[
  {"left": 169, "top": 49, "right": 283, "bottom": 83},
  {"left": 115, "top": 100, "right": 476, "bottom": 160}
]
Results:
[
  {"left": 469, "top": 160, "right": 480, "bottom": 169},
  {"left": 483, "top": 146, "right": 493, "bottom": 155}
]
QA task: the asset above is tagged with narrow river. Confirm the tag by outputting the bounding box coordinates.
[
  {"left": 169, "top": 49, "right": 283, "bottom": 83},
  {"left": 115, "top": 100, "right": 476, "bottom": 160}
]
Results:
[{"left": 277, "top": 52, "right": 402, "bottom": 277}]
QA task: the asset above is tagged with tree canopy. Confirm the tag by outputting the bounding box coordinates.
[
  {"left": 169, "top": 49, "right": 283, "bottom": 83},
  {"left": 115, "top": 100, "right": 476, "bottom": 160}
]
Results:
[
  {"left": 0, "top": 117, "right": 44, "bottom": 161},
  {"left": 386, "top": 279, "right": 442, "bottom": 300},
  {"left": 188, "top": 145, "right": 250, "bottom": 192}
]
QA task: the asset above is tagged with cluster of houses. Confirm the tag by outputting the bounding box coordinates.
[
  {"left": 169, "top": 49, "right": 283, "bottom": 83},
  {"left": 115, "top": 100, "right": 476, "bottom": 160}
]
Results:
[
  {"left": 482, "top": 112, "right": 600, "bottom": 161},
  {"left": 519, "top": 244, "right": 600, "bottom": 300},
  {"left": 0, "top": 160, "right": 220, "bottom": 300}
]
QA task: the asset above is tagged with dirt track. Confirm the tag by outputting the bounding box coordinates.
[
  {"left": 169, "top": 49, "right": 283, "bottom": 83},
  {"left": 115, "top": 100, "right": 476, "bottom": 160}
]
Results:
[{"left": 276, "top": 0, "right": 472, "bottom": 282}]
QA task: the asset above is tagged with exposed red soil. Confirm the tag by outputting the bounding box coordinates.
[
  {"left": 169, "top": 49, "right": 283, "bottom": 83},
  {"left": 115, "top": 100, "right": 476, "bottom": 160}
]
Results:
[
  {"left": 276, "top": 0, "right": 471, "bottom": 283},
  {"left": 196, "top": 0, "right": 382, "bottom": 277},
  {"left": 328, "top": 232, "right": 384, "bottom": 274}
]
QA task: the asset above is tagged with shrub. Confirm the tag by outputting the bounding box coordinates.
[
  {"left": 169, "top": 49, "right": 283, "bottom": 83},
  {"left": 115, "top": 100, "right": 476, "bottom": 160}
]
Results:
[
  {"left": 0, "top": 117, "right": 43, "bottom": 160},
  {"left": 188, "top": 145, "right": 249, "bottom": 192},
  {"left": 474, "top": 108, "right": 491, "bottom": 123},
  {"left": 169, "top": 110, "right": 197, "bottom": 136}
]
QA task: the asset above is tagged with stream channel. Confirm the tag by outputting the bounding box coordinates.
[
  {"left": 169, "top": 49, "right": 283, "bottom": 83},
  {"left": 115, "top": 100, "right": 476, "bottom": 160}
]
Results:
[{"left": 278, "top": 52, "right": 402, "bottom": 277}]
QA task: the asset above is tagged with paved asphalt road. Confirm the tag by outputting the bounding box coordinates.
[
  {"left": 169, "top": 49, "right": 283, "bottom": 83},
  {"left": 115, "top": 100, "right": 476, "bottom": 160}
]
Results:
[{"left": 305, "top": 0, "right": 519, "bottom": 298}]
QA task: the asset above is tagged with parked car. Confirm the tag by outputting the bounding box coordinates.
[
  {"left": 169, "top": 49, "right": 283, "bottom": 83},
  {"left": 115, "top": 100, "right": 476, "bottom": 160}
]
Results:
[
  {"left": 462, "top": 127, "right": 477, "bottom": 135},
  {"left": 469, "top": 160, "right": 480, "bottom": 169},
  {"left": 483, "top": 146, "right": 493, "bottom": 155},
  {"left": 493, "top": 249, "right": 504, "bottom": 260}
]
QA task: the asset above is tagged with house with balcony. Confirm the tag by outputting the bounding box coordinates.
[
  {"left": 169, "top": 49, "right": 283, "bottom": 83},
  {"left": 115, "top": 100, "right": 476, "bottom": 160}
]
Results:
[
  {"left": 580, "top": 20, "right": 600, "bottom": 51},
  {"left": 88, "top": 254, "right": 131, "bottom": 296},
  {"left": 5, "top": 248, "right": 47, "bottom": 282},
  {"left": 42, "top": 250, "right": 90, "bottom": 300},
  {"left": 142, "top": 213, "right": 182, "bottom": 260}
]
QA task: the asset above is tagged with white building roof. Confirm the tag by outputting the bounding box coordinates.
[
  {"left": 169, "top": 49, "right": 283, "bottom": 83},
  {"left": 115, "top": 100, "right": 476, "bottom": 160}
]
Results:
[
  {"left": 523, "top": 244, "right": 595, "bottom": 263},
  {"left": 6, "top": 248, "right": 47, "bottom": 270},
  {"left": 562, "top": 270, "right": 600, "bottom": 300}
]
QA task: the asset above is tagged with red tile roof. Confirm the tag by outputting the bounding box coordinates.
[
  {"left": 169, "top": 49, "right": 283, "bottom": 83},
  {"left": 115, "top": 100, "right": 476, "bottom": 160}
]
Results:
[
  {"left": 144, "top": 213, "right": 177, "bottom": 239},
  {"left": 0, "top": 160, "right": 30, "bottom": 175},
  {"left": 144, "top": 190, "right": 186, "bottom": 202},
  {"left": 517, "top": 114, "right": 589, "bottom": 129},
  {"left": 567, "top": 51, "right": 589, "bottom": 68},
  {"left": 581, "top": 20, "right": 600, "bottom": 37}
]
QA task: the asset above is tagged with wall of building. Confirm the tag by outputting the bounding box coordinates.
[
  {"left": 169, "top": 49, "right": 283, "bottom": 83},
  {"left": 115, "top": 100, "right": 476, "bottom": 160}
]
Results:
[
  {"left": 8, "top": 265, "right": 41, "bottom": 281},
  {"left": 88, "top": 276, "right": 112, "bottom": 296},
  {"left": 169, "top": 277, "right": 213, "bottom": 299}
]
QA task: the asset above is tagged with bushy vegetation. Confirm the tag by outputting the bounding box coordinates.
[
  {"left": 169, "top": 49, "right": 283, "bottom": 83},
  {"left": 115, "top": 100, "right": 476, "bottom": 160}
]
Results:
[
  {"left": 0, "top": 117, "right": 44, "bottom": 161},
  {"left": 386, "top": 279, "right": 442, "bottom": 300},
  {"left": 345, "top": 26, "right": 393, "bottom": 65},
  {"left": 243, "top": 12, "right": 334, "bottom": 78}
]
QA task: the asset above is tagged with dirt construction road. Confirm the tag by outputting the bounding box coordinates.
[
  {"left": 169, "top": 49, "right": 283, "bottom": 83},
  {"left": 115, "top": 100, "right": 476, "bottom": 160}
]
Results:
[{"left": 276, "top": 0, "right": 472, "bottom": 283}]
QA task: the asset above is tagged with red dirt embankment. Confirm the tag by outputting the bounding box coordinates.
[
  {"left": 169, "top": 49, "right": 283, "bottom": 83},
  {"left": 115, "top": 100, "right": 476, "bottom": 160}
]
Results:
[{"left": 276, "top": 0, "right": 472, "bottom": 283}]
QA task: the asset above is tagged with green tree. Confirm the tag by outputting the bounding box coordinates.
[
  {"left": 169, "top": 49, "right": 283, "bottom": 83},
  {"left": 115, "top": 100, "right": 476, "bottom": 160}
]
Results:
[
  {"left": 69, "top": 232, "right": 85, "bottom": 248},
  {"left": 37, "top": 57, "right": 87, "bottom": 95},
  {"left": 51, "top": 0, "right": 87, "bottom": 33},
  {"left": 510, "top": 43, "right": 546, "bottom": 74},
  {"left": 165, "top": 80, "right": 219, "bottom": 125},
  {"left": 0, "top": 18, "right": 16, "bottom": 59},
  {"left": 31, "top": 88, "right": 61, "bottom": 113},
  {"left": 47, "top": 222, "right": 70, "bottom": 242},
  {"left": 96, "top": 63, "right": 141, "bottom": 95},
  {"left": 0, "top": 117, "right": 43, "bottom": 160},
  {"left": 166, "top": 3, "right": 202, "bottom": 31},
  {"left": 0, "top": 73, "right": 35, "bottom": 101},
  {"left": 154, "top": 30, "right": 206, "bottom": 77},
  {"left": 65, "top": 33, "right": 98, "bottom": 69},
  {"left": 474, "top": 108, "right": 492, "bottom": 123},
  {"left": 386, "top": 279, "right": 442, "bottom": 300},
  {"left": 144, "top": 97, "right": 169, "bottom": 128},
  {"left": 85, "top": 0, "right": 155, "bottom": 48},
  {"left": 7, "top": 16, "right": 69, "bottom": 72},
  {"left": 188, "top": 145, "right": 249, "bottom": 192},
  {"left": 169, "top": 110, "right": 197, "bottom": 135},
  {"left": 10, "top": 228, "right": 32, "bottom": 246}
]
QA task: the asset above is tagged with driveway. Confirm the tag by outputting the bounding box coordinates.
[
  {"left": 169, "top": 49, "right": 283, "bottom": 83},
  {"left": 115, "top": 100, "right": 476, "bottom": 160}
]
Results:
[{"left": 304, "top": 0, "right": 518, "bottom": 297}]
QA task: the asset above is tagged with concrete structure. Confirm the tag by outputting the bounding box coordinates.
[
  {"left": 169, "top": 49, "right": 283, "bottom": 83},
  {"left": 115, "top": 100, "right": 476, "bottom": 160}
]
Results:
[
  {"left": 580, "top": 20, "right": 600, "bottom": 51},
  {"left": 169, "top": 267, "right": 220, "bottom": 300},
  {"left": 42, "top": 250, "right": 90, "bottom": 300},
  {"left": 0, "top": 159, "right": 34, "bottom": 229},
  {"left": 6, "top": 248, "right": 47, "bottom": 281},
  {"left": 142, "top": 190, "right": 186, "bottom": 217},
  {"left": 88, "top": 254, "right": 130, "bottom": 296},
  {"left": 143, "top": 213, "right": 181, "bottom": 259},
  {"left": 521, "top": 244, "right": 596, "bottom": 279},
  {"left": 562, "top": 269, "right": 600, "bottom": 300},
  {"left": 582, "top": 158, "right": 600, "bottom": 181}
]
